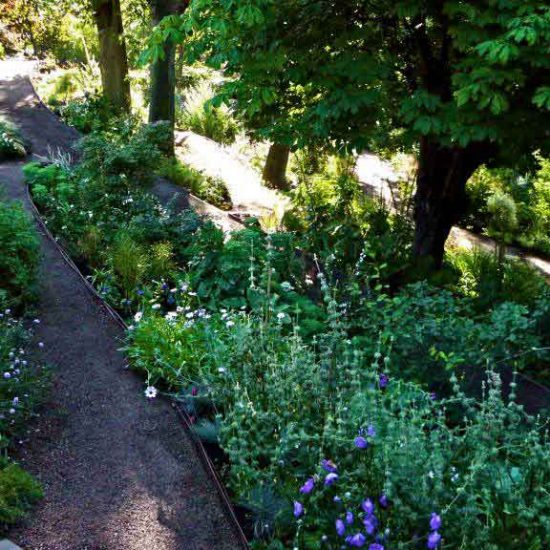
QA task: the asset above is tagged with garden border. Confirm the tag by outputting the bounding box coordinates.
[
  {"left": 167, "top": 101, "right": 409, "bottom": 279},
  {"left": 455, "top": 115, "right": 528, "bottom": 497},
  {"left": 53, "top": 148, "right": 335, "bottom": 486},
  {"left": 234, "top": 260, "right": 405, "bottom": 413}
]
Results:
[{"left": 24, "top": 183, "right": 250, "bottom": 549}]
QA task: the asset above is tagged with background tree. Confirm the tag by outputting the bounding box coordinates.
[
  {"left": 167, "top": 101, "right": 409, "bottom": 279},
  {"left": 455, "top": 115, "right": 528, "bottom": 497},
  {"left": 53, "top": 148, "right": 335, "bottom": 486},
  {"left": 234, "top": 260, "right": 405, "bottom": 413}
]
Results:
[
  {"left": 158, "top": 0, "right": 550, "bottom": 268},
  {"left": 147, "top": 0, "right": 189, "bottom": 139},
  {"left": 91, "top": 0, "right": 131, "bottom": 112}
]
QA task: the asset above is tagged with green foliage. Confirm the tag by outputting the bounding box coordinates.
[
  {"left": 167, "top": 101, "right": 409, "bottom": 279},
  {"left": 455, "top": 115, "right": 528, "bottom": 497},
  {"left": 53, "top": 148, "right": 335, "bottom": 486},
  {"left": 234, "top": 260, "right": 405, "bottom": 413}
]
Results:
[
  {"left": 0, "top": 118, "right": 26, "bottom": 160},
  {"left": 0, "top": 197, "right": 40, "bottom": 308},
  {"left": 449, "top": 248, "right": 546, "bottom": 308},
  {"left": 177, "top": 83, "right": 239, "bottom": 145},
  {"left": 487, "top": 191, "right": 518, "bottom": 245},
  {"left": 127, "top": 297, "right": 550, "bottom": 548},
  {"left": 58, "top": 94, "right": 115, "bottom": 134},
  {"left": 0, "top": 458, "right": 43, "bottom": 527},
  {"left": 465, "top": 157, "right": 550, "bottom": 255},
  {"left": 158, "top": 158, "right": 233, "bottom": 210},
  {"left": 149, "top": 0, "right": 549, "bottom": 160}
]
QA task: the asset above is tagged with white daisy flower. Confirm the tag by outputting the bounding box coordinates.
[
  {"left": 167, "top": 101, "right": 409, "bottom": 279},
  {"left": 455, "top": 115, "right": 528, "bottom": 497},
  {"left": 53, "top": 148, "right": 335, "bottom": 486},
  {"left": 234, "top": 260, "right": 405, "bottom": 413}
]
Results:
[{"left": 144, "top": 386, "right": 158, "bottom": 399}]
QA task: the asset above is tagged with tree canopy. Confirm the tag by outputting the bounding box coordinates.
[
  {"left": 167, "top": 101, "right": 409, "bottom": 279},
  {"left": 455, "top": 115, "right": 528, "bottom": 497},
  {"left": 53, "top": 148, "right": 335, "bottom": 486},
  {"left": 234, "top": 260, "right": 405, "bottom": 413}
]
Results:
[{"left": 154, "top": 0, "right": 549, "bottom": 160}]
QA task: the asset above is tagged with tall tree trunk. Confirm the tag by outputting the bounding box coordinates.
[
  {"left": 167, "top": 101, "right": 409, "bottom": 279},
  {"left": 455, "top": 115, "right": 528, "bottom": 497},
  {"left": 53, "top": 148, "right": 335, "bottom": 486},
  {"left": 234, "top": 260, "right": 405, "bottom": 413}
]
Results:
[
  {"left": 148, "top": 0, "right": 185, "bottom": 155},
  {"left": 91, "top": 0, "right": 131, "bottom": 113},
  {"left": 413, "top": 138, "right": 492, "bottom": 269},
  {"left": 263, "top": 143, "right": 290, "bottom": 190}
]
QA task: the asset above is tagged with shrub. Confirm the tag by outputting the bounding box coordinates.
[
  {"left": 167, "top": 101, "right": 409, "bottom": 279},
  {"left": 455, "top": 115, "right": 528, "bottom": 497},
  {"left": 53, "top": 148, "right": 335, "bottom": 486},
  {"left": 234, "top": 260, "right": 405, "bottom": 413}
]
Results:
[
  {"left": 448, "top": 247, "right": 546, "bottom": 308},
  {"left": 127, "top": 302, "right": 550, "bottom": 549},
  {"left": 0, "top": 118, "right": 26, "bottom": 160},
  {"left": 464, "top": 160, "right": 550, "bottom": 256},
  {"left": 177, "top": 83, "right": 239, "bottom": 145},
  {"left": 158, "top": 158, "right": 233, "bottom": 210},
  {"left": 0, "top": 198, "right": 40, "bottom": 308},
  {"left": 0, "top": 459, "right": 43, "bottom": 526},
  {"left": 58, "top": 94, "right": 116, "bottom": 134}
]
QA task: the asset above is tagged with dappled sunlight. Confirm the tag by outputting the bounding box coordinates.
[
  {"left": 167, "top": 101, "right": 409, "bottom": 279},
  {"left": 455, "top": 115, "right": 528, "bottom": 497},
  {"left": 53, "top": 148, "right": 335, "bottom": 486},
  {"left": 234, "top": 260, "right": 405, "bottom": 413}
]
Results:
[{"left": 175, "top": 130, "right": 289, "bottom": 216}]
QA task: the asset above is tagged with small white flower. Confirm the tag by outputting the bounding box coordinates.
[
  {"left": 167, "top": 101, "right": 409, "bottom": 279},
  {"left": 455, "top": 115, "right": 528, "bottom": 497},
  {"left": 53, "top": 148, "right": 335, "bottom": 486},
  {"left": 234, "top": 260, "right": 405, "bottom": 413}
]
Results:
[
  {"left": 38, "top": 342, "right": 44, "bottom": 348},
  {"left": 9, "top": 408, "right": 16, "bottom": 415},
  {"left": 176, "top": 306, "right": 184, "bottom": 313},
  {"left": 134, "top": 311, "right": 143, "bottom": 322},
  {"left": 3, "top": 372, "right": 11, "bottom": 379},
  {"left": 185, "top": 312, "right": 194, "bottom": 319},
  {"left": 226, "top": 320, "right": 235, "bottom": 328},
  {"left": 33, "top": 318, "right": 40, "bottom": 324},
  {"left": 127, "top": 325, "right": 135, "bottom": 331},
  {"left": 276, "top": 312, "right": 285, "bottom": 320},
  {"left": 151, "top": 304, "right": 161, "bottom": 310},
  {"left": 218, "top": 367, "right": 226, "bottom": 374},
  {"left": 12, "top": 397, "right": 19, "bottom": 405},
  {"left": 144, "top": 386, "right": 158, "bottom": 399},
  {"left": 165, "top": 312, "right": 178, "bottom": 321}
]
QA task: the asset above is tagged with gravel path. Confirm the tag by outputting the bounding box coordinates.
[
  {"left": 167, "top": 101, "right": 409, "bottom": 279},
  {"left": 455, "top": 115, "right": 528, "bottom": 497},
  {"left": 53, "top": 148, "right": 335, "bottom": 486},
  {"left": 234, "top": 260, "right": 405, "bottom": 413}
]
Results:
[{"left": 0, "top": 64, "right": 244, "bottom": 549}]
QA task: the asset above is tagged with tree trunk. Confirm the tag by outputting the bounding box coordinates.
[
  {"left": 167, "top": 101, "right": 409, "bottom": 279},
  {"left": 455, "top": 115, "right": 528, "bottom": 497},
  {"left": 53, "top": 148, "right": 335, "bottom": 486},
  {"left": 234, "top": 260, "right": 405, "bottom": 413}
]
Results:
[
  {"left": 263, "top": 143, "right": 290, "bottom": 190},
  {"left": 413, "top": 138, "right": 491, "bottom": 269},
  {"left": 148, "top": 0, "right": 184, "bottom": 155},
  {"left": 91, "top": 0, "right": 131, "bottom": 113}
]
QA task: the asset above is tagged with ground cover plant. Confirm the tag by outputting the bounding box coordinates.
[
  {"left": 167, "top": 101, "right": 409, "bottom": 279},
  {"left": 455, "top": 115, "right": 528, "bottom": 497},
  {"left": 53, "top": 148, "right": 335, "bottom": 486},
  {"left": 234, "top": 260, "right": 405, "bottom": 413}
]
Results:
[{"left": 0, "top": 196, "right": 47, "bottom": 530}]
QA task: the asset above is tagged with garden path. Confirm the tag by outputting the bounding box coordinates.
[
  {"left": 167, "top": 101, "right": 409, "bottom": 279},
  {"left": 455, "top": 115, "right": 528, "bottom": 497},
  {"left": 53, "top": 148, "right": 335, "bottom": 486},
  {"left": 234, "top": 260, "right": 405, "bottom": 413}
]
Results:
[{"left": 0, "top": 61, "right": 244, "bottom": 549}]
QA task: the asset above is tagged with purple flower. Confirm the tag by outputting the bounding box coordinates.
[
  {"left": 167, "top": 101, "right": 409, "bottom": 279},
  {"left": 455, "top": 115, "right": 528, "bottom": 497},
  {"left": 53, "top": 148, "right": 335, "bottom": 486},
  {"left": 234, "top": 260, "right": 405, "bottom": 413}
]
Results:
[
  {"left": 363, "top": 514, "right": 378, "bottom": 535},
  {"left": 336, "top": 518, "right": 346, "bottom": 536},
  {"left": 334, "top": 495, "right": 342, "bottom": 503},
  {"left": 355, "top": 436, "right": 369, "bottom": 449},
  {"left": 324, "top": 472, "right": 339, "bottom": 486},
  {"left": 430, "top": 513, "right": 441, "bottom": 531},
  {"left": 361, "top": 498, "right": 375, "bottom": 515},
  {"left": 346, "top": 533, "right": 366, "bottom": 547},
  {"left": 369, "top": 545, "right": 384, "bottom": 550},
  {"left": 300, "top": 478, "right": 315, "bottom": 494},
  {"left": 378, "top": 494, "right": 389, "bottom": 509},
  {"left": 367, "top": 424, "right": 376, "bottom": 437},
  {"left": 379, "top": 373, "right": 389, "bottom": 388},
  {"left": 293, "top": 501, "right": 303, "bottom": 518},
  {"left": 430, "top": 392, "right": 437, "bottom": 401},
  {"left": 345, "top": 511, "right": 354, "bottom": 525},
  {"left": 321, "top": 459, "right": 338, "bottom": 473},
  {"left": 427, "top": 531, "right": 441, "bottom": 549}
]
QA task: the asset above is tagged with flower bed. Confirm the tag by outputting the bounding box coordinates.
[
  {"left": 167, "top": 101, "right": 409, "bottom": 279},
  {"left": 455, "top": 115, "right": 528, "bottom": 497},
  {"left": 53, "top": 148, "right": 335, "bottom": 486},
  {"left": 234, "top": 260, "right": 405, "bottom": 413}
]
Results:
[{"left": 22, "top": 124, "right": 550, "bottom": 548}]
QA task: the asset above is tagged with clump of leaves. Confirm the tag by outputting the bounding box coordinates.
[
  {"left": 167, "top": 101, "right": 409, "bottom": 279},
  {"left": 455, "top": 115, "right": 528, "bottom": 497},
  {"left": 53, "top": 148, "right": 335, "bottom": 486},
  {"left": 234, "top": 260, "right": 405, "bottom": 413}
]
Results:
[{"left": 0, "top": 118, "right": 26, "bottom": 160}]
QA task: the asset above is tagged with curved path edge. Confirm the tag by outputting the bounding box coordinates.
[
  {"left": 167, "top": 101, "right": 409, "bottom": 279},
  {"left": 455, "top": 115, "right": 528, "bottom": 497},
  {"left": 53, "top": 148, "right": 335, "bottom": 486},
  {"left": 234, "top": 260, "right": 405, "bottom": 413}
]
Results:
[{"left": 1, "top": 60, "right": 246, "bottom": 550}]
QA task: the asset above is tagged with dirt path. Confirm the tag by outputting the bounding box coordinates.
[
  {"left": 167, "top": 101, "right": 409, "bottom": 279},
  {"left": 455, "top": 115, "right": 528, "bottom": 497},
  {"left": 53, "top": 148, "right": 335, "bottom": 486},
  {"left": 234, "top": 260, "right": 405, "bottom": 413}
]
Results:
[{"left": 0, "top": 64, "right": 243, "bottom": 549}]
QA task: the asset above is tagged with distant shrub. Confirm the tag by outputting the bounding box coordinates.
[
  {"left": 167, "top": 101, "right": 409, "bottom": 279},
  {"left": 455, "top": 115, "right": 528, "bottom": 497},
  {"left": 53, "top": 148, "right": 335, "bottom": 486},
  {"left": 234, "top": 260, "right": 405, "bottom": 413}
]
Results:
[
  {"left": 158, "top": 158, "right": 233, "bottom": 210},
  {"left": 448, "top": 247, "right": 546, "bottom": 308},
  {"left": 0, "top": 198, "right": 40, "bottom": 308},
  {"left": 0, "top": 118, "right": 26, "bottom": 160},
  {"left": 465, "top": 159, "right": 550, "bottom": 256},
  {"left": 177, "top": 83, "right": 239, "bottom": 145},
  {"left": 58, "top": 94, "right": 114, "bottom": 133}
]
